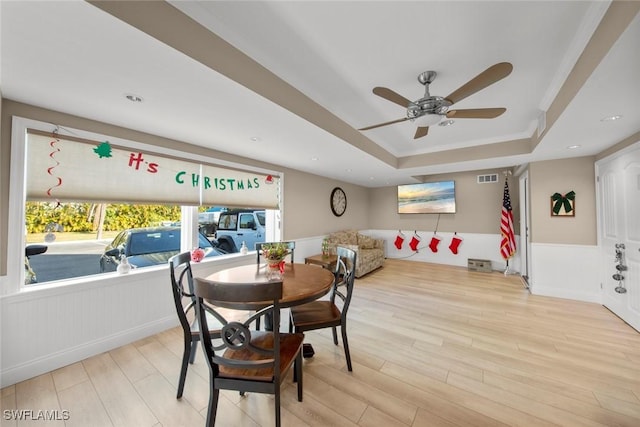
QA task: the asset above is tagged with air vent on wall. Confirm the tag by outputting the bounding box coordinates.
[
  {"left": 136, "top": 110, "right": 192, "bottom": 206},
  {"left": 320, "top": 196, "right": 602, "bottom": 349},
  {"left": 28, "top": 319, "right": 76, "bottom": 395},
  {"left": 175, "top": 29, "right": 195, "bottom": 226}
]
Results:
[{"left": 477, "top": 174, "right": 498, "bottom": 184}]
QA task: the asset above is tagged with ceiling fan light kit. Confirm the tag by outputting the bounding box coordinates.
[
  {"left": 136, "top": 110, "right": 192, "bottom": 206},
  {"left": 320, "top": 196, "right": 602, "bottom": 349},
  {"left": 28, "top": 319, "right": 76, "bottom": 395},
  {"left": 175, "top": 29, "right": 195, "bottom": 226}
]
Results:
[
  {"left": 359, "top": 62, "right": 513, "bottom": 139},
  {"left": 412, "top": 113, "right": 443, "bottom": 127}
]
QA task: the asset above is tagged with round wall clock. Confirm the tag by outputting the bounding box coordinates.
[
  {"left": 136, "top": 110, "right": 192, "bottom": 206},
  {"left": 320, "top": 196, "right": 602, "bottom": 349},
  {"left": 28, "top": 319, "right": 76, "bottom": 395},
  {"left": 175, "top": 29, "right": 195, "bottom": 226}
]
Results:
[{"left": 330, "top": 187, "right": 347, "bottom": 216}]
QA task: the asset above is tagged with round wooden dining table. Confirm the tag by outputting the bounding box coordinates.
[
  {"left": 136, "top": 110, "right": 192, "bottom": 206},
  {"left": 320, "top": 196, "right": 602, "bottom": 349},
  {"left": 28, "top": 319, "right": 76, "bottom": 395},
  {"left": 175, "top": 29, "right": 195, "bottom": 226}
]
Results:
[{"left": 200, "top": 262, "right": 335, "bottom": 310}]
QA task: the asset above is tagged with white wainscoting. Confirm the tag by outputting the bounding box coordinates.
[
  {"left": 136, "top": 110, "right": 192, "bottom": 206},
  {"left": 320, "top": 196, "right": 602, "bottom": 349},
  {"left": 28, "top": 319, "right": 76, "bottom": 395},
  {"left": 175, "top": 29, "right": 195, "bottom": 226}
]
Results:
[
  {"left": 291, "top": 236, "right": 326, "bottom": 261},
  {"left": 298, "top": 230, "right": 520, "bottom": 272},
  {"left": 362, "top": 229, "right": 521, "bottom": 274},
  {"left": 529, "top": 243, "right": 601, "bottom": 303},
  {"left": 0, "top": 253, "right": 253, "bottom": 387}
]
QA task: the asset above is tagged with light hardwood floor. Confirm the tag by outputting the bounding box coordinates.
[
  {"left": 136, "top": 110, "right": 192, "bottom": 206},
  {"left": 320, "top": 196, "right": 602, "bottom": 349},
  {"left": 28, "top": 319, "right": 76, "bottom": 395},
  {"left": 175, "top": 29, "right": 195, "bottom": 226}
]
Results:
[{"left": 2, "top": 259, "right": 640, "bottom": 426}]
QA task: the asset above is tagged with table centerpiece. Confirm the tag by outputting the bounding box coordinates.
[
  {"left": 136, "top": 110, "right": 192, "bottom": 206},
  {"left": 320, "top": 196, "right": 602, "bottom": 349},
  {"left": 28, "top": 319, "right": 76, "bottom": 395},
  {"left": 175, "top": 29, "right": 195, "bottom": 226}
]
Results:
[{"left": 261, "top": 242, "right": 290, "bottom": 280}]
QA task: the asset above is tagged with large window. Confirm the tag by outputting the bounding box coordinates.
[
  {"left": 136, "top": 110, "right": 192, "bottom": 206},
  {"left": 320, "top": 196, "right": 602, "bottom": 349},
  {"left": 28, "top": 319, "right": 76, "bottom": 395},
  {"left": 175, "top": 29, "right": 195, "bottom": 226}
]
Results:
[
  {"left": 9, "top": 117, "right": 282, "bottom": 291},
  {"left": 25, "top": 201, "right": 185, "bottom": 283}
]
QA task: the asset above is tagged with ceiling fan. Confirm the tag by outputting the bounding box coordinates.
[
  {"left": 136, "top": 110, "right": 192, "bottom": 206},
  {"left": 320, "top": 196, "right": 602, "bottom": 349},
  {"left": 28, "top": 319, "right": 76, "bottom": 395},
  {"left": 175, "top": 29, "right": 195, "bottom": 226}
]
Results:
[{"left": 359, "top": 62, "right": 513, "bottom": 139}]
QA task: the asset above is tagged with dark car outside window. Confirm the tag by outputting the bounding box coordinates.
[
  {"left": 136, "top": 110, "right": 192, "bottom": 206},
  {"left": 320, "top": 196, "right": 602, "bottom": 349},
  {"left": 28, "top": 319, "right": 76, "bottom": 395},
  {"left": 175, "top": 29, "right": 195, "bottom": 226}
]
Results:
[{"left": 128, "top": 230, "right": 180, "bottom": 256}]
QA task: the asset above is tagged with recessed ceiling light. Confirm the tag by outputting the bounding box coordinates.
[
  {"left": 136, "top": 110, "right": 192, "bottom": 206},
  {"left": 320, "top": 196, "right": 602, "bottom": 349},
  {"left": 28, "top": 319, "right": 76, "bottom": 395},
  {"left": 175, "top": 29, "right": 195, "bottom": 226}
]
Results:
[
  {"left": 311, "top": 157, "right": 318, "bottom": 161},
  {"left": 601, "top": 115, "right": 622, "bottom": 122},
  {"left": 369, "top": 176, "right": 375, "bottom": 180},
  {"left": 439, "top": 119, "right": 455, "bottom": 127},
  {"left": 346, "top": 168, "right": 352, "bottom": 172},
  {"left": 125, "top": 94, "right": 143, "bottom": 103},
  {"left": 250, "top": 136, "right": 260, "bottom": 142},
  {"left": 567, "top": 145, "right": 581, "bottom": 149}
]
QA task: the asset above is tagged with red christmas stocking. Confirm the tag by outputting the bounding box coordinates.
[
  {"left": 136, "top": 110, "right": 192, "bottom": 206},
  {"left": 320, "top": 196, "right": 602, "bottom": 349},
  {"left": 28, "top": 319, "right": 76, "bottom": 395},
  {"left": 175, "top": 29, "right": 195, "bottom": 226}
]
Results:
[
  {"left": 409, "top": 234, "right": 421, "bottom": 251},
  {"left": 394, "top": 232, "right": 405, "bottom": 250},
  {"left": 429, "top": 235, "right": 441, "bottom": 253},
  {"left": 449, "top": 235, "right": 463, "bottom": 255}
]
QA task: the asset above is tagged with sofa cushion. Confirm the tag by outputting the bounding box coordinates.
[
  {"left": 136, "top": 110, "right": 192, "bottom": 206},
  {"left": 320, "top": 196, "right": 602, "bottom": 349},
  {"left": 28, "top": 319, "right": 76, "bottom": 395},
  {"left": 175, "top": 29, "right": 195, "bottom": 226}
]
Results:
[
  {"left": 329, "top": 229, "right": 358, "bottom": 245},
  {"left": 357, "top": 233, "right": 375, "bottom": 249}
]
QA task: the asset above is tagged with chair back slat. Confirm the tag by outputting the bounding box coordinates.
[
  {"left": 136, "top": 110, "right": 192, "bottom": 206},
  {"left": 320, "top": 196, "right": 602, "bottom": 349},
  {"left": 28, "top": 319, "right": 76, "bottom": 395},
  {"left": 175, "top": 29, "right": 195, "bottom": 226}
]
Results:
[
  {"left": 195, "top": 280, "right": 283, "bottom": 307},
  {"left": 169, "top": 252, "right": 196, "bottom": 332},
  {"left": 332, "top": 247, "right": 356, "bottom": 318}
]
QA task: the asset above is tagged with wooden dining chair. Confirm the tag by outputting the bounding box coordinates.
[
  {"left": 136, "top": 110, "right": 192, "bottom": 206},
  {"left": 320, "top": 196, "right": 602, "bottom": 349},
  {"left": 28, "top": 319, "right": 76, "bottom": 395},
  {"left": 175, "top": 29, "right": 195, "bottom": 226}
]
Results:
[
  {"left": 255, "top": 241, "right": 296, "bottom": 264},
  {"left": 194, "top": 277, "right": 304, "bottom": 427},
  {"left": 168, "top": 252, "right": 230, "bottom": 399},
  {"left": 289, "top": 246, "right": 356, "bottom": 371}
]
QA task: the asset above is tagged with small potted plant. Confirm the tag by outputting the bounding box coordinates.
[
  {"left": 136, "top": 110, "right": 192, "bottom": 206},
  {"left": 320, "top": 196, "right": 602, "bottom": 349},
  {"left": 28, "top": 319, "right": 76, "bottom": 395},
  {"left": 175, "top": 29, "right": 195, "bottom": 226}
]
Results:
[{"left": 261, "top": 242, "right": 290, "bottom": 279}]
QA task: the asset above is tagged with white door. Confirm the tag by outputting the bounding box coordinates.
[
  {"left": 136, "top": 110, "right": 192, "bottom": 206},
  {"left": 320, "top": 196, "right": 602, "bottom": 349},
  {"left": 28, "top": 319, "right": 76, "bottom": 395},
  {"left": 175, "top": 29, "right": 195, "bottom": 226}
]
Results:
[{"left": 597, "top": 143, "right": 640, "bottom": 331}]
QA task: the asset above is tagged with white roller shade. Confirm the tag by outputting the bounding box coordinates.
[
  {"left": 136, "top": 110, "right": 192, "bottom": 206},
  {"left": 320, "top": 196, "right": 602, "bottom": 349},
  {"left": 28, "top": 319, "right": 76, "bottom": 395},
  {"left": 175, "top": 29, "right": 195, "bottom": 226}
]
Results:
[
  {"left": 200, "top": 163, "right": 280, "bottom": 208},
  {"left": 26, "top": 131, "right": 280, "bottom": 208}
]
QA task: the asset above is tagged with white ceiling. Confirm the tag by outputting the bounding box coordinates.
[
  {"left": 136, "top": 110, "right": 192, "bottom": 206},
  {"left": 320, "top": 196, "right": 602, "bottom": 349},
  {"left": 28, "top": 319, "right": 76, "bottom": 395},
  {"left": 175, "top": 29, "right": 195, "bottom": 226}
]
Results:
[{"left": 1, "top": 1, "right": 638, "bottom": 187}]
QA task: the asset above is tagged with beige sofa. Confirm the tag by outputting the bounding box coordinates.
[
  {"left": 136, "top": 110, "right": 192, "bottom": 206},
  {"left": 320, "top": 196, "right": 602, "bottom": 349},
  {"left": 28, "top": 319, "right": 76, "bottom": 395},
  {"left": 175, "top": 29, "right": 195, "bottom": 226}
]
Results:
[{"left": 327, "top": 230, "right": 384, "bottom": 278}]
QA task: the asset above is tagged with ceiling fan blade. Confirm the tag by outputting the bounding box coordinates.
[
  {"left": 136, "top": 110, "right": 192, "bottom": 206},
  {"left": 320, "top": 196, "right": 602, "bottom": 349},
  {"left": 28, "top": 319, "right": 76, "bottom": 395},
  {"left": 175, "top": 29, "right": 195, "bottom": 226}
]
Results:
[
  {"left": 446, "top": 108, "right": 506, "bottom": 119},
  {"left": 372, "top": 87, "right": 411, "bottom": 108},
  {"left": 445, "top": 62, "right": 513, "bottom": 105},
  {"left": 414, "top": 126, "right": 429, "bottom": 139},
  {"left": 359, "top": 117, "right": 409, "bottom": 131}
]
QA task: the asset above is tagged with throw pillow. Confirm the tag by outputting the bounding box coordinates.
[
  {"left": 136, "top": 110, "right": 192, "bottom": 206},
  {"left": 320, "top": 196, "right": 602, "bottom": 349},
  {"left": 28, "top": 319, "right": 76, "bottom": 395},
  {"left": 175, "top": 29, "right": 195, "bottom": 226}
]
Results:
[{"left": 357, "top": 233, "right": 375, "bottom": 249}]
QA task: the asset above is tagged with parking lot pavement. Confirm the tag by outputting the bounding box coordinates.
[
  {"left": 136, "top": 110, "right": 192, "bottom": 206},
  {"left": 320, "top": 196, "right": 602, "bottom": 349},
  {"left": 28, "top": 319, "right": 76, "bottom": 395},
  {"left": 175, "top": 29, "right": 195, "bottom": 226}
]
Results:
[
  {"left": 27, "top": 239, "right": 111, "bottom": 284},
  {"left": 29, "top": 254, "right": 103, "bottom": 282}
]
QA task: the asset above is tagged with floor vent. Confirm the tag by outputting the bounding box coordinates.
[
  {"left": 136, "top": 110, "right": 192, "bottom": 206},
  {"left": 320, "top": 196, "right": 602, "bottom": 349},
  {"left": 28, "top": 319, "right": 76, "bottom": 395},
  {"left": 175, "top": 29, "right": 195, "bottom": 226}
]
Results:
[
  {"left": 477, "top": 174, "right": 498, "bottom": 184},
  {"left": 468, "top": 258, "right": 492, "bottom": 272}
]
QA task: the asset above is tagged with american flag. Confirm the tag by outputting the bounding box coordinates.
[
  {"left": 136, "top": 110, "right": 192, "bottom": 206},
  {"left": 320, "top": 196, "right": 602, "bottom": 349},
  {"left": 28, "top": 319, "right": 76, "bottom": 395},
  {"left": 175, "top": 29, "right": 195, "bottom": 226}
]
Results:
[{"left": 500, "top": 179, "right": 516, "bottom": 260}]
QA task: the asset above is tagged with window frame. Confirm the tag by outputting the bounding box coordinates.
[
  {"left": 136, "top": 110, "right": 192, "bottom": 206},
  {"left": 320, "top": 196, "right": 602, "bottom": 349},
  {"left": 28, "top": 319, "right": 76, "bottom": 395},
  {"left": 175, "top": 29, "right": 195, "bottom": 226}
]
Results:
[{"left": 5, "top": 116, "right": 283, "bottom": 295}]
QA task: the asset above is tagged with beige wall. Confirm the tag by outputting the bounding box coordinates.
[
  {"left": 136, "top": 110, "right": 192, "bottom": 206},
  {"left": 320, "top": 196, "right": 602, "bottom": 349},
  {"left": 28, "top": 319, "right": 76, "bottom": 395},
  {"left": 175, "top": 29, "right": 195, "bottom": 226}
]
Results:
[
  {"left": 369, "top": 169, "right": 520, "bottom": 235},
  {"left": 283, "top": 175, "right": 369, "bottom": 240},
  {"left": 529, "top": 156, "right": 597, "bottom": 245}
]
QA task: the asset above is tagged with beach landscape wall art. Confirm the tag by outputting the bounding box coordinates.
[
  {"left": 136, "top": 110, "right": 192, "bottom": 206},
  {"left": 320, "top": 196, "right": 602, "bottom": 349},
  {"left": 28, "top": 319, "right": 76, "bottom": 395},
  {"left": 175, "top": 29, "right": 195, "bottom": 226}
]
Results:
[{"left": 397, "top": 180, "right": 456, "bottom": 214}]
